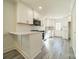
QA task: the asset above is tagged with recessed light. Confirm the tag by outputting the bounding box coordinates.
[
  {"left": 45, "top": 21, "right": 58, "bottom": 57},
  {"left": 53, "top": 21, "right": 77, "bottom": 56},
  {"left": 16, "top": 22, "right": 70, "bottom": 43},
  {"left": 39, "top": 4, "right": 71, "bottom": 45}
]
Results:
[{"left": 38, "top": 6, "right": 42, "bottom": 10}]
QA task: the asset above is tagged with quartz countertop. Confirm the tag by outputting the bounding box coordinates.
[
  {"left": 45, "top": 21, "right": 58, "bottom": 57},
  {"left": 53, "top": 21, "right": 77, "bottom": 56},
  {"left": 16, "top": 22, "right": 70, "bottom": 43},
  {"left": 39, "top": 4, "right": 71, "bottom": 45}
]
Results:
[{"left": 9, "top": 32, "right": 41, "bottom": 35}]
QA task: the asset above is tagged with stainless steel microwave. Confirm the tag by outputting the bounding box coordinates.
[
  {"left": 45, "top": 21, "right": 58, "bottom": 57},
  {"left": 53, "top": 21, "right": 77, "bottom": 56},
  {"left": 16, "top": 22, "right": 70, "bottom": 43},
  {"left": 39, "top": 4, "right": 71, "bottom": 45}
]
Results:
[{"left": 33, "top": 18, "right": 41, "bottom": 26}]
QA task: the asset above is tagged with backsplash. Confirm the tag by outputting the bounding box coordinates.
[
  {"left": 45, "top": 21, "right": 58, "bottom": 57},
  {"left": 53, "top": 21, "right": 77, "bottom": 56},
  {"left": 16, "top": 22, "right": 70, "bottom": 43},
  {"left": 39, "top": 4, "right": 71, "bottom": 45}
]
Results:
[{"left": 16, "top": 24, "right": 32, "bottom": 32}]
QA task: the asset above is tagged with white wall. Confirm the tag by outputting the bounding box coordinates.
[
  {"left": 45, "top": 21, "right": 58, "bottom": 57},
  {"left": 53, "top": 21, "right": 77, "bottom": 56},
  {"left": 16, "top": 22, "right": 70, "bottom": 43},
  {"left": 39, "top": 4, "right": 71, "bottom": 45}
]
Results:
[
  {"left": 70, "top": 3, "right": 76, "bottom": 55},
  {"left": 3, "top": 0, "right": 16, "bottom": 53}
]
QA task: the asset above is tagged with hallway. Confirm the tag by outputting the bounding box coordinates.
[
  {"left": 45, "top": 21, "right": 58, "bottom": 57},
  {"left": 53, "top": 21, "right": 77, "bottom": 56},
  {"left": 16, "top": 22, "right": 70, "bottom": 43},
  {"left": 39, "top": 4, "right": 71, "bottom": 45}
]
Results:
[{"left": 35, "top": 37, "right": 75, "bottom": 59}]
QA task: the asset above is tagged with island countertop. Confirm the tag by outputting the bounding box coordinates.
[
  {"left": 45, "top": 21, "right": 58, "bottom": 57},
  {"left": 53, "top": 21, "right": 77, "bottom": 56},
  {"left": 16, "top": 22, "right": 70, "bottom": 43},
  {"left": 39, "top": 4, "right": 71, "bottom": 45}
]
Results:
[{"left": 9, "top": 31, "right": 41, "bottom": 35}]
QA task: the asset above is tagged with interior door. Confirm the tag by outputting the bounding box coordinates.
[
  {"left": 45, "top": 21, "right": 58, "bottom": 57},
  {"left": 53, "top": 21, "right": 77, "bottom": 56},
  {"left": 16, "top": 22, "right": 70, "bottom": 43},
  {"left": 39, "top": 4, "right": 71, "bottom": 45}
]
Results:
[{"left": 55, "top": 23, "right": 62, "bottom": 37}]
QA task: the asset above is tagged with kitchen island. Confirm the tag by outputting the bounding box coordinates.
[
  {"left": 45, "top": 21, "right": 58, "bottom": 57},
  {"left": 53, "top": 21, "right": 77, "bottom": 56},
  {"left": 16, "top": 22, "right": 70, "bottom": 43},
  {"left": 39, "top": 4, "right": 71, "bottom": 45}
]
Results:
[{"left": 9, "top": 32, "right": 42, "bottom": 59}]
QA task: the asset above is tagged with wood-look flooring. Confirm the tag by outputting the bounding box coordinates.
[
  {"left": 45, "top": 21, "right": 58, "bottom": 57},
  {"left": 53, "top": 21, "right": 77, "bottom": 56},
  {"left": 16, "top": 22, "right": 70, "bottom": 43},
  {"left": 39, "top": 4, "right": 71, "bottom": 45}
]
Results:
[
  {"left": 35, "top": 37, "right": 75, "bottom": 59},
  {"left": 3, "top": 50, "right": 25, "bottom": 59},
  {"left": 3, "top": 37, "right": 75, "bottom": 59}
]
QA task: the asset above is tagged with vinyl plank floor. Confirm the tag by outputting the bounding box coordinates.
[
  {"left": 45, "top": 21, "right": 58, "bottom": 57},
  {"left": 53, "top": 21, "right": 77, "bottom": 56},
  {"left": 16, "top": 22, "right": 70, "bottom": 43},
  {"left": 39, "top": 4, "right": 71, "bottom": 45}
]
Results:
[
  {"left": 3, "top": 37, "right": 75, "bottom": 59},
  {"left": 35, "top": 37, "right": 76, "bottom": 59},
  {"left": 3, "top": 50, "right": 25, "bottom": 59}
]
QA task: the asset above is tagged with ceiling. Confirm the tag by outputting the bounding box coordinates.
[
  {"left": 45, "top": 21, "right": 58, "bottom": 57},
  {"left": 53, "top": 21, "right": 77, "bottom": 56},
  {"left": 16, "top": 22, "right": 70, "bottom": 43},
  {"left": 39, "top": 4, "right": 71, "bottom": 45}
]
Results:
[{"left": 18, "top": 0, "right": 75, "bottom": 17}]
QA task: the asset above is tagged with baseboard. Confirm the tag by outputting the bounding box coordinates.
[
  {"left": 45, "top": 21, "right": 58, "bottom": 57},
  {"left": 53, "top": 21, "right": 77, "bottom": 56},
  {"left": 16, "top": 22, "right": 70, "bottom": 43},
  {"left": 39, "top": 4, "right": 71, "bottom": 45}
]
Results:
[
  {"left": 3, "top": 47, "right": 41, "bottom": 59},
  {"left": 3, "top": 47, "right": 15, "bottom": 53},
  {"left": 15, "top": 48, "right": 41, "bottom": 59},
  {"left": 15, "top": 48, "right": 29, "bottom": 59},
  {"left": 32, "top": 49, "right": 41, "bottom": 59}
]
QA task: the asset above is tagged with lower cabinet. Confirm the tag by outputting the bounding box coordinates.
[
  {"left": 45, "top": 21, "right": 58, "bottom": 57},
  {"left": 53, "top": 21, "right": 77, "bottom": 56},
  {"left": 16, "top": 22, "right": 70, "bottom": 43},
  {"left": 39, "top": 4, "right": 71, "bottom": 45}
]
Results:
[
  {"left": 29, "top": 33, "right": 42, "bottom": 58},
  {"left": 15, "top": 35, "right": 22, "bottom": 50},
  {"left": 19, "top": 33, "right": 42, "bottom": 59},
  {"left": 21, "top": 35, "right": 30, "bottom": 58}
]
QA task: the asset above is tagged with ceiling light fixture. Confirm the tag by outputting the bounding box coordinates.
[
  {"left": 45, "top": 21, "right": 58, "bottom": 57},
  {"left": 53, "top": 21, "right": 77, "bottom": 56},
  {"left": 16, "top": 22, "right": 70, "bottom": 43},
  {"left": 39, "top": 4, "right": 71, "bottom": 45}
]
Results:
[{"left": 38, "top": 6, "right": 42, "bottom": 10}]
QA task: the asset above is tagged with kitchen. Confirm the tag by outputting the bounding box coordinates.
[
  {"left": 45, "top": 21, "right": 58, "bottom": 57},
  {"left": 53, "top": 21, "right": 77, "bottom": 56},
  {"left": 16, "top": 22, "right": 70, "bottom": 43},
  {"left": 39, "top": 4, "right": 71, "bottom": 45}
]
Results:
[{"left": 3, "top": 0, "right": 76, "bottom": 59}]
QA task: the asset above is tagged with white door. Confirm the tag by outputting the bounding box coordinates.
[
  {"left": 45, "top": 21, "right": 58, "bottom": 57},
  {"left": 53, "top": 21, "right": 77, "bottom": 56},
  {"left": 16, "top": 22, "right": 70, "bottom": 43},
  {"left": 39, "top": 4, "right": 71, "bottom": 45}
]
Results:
[{"left": 55, "top": 23, "right": 62, "bottom": 37}]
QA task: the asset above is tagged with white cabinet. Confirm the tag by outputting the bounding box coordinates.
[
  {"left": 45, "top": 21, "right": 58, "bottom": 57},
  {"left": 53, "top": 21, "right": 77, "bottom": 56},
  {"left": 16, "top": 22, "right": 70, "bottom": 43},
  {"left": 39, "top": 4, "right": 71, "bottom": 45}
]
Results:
[
  {"left": 21, "top": 35, "right": 30, "bottom": 58},
  {"left": 34, "top": 11, "right": 39, "bottom": 19},
  {"left": 9, "top": 32, "right": 42, "bottom": 59},
  {"left": 16, "top": 2, "right": 42, "bottom": 25},
  {"left": 16, "top": 35, "right": 22, "bottom": 49},
  {"left": 17, "top": 2, "right": 33, "bottom": 24},
  {"left": 21, "top": 33, "right": 42, "bottom": 59},
  {"left": 29, "top": 33, "right": 42, "bottom": 58},
  {"left": 33, "top": 11, "right": 42, "bottom": 20}
]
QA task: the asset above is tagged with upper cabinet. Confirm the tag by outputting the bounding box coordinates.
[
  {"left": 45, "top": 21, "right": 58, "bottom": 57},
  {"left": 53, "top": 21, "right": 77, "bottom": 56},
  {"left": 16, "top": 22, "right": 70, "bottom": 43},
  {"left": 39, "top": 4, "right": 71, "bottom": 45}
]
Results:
[
  {"left": 16, "top": 1, "right": 42, "bottom": 25},
  {"left": 33, "top": 11, "right": 40, "bottom": 20},
  {"left": 17, "top": 2, "right": 33, "bottom": 24}
]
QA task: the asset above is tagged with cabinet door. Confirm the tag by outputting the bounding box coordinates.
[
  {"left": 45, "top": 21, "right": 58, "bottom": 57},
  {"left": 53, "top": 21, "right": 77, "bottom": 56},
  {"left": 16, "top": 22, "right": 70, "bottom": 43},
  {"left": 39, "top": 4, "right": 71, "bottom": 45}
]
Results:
[
  {"left": 27, "top": 10, "right": 33, "bottom": 24},
  {"left": 28, "top": 19, "right": 33, "bottom": 24},
  {"left": 29, "top": 33, "right": 42, "bottom": 57},
  {"left": 17, "top": 2, "right": 33, "bottom": 24},
  {"left": 15, "top": 35, "right": 22, "bottom": 49},
  {"left": 17, "top": 2, "right": 27, "bottom": 23},
  {"left": 21, "top": 35, "right": 30, "bottom": 55},
  {"left": 34, "top": 11, "right": 40, "bottom": 19}
]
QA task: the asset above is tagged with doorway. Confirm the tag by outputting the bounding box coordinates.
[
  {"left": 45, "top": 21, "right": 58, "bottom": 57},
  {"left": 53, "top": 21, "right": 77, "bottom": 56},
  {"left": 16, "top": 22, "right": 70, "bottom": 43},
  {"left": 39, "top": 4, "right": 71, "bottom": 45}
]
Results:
[{"left": 68, "top": 22, "right": 71, "bottom": 40}]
